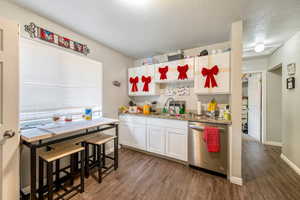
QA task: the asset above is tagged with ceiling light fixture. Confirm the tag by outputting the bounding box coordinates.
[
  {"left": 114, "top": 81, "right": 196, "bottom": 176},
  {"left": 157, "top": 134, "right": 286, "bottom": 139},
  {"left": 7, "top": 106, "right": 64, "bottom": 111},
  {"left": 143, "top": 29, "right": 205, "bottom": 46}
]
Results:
[
  {"left": 120, "top": 0, "right": 150, "bottom": 7},
  {"left": 254, "top": 43, "right": 265, "bottom": 53}
]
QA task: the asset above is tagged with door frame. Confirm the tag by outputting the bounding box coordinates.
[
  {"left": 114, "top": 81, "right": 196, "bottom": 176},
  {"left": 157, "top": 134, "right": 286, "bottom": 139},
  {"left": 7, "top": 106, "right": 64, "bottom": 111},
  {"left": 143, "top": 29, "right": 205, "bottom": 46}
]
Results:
[{"left": 243, "top": 70, "right": 267, "bottom": 143}]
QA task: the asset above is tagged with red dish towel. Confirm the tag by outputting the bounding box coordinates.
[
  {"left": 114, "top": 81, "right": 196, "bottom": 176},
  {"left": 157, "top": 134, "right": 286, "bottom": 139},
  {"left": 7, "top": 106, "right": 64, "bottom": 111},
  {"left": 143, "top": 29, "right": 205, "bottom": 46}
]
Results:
[{"left": 203, "top": 126, "right": 220, "bottom": 152}]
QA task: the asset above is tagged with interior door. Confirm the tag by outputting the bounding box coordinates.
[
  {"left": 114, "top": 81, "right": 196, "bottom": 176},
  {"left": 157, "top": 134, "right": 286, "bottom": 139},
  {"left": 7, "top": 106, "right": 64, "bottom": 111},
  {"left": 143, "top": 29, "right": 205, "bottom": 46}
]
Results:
[
  {"left": 247, "top": 73, "right": 262, "bottom": 141},
  {"left": 0, "top": 18, "right": 20, "bottom": 200}
]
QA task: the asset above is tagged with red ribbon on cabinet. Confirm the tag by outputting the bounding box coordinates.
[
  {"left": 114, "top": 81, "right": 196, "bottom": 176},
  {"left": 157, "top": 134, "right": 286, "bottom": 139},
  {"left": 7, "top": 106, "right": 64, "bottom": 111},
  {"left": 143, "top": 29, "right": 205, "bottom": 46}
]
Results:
[
  {"left": 142, "top": 76, "right": 152, "bottom": 92},
  {"left": 129, "top": 76, "right": 139, "bottom": 92},
  {"left": 177, "top": 64, "right": 189, "bottom": 80},
  {"left": 201, "top": 65, "right": 219, "bottom": 88},
  {"left": 159, "top": 66, "right": 168, "bottom": 80}
]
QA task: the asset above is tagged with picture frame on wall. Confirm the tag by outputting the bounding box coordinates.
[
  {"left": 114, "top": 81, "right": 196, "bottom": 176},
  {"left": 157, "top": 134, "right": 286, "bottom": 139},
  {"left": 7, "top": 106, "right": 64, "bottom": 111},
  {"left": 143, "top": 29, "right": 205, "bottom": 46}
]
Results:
[
  {"left": 287, "top": 63, "right": 296, "bottom": 76},
  {"left": 287, "top": 77, "right": 295, "bottom": 89}
]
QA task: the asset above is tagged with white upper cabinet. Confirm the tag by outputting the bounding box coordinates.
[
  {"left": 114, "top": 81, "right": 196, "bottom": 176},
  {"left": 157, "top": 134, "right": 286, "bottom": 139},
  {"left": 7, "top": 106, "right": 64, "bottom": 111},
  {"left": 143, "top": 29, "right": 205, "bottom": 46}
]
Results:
[
  {"left": 154, "top": 58, "right": 195, "bottom": 83},
  {"left": 128, "top": 64, "right": 159, "bottom": 96},
  {"left": 194, "top": 52, "right": 230, "bottom": 94}
]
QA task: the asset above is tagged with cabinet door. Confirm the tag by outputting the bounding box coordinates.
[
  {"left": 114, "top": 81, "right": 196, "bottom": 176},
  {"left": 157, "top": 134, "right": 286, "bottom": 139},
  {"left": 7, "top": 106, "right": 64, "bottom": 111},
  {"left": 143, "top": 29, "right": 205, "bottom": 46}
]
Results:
[
  {"left": 119, "top": 123, "right": 133, "bottom": 146},
  {"left": 131, "top": 124, "right": 147, "bottom": 150},
  {"left": 140, "top": 65, "right": 158, "bottom": 96},
  {"left": 147, "top": 126, "right": 165, "bottom": 155},
  {"left": 194, "top": 52, "right": 230, "bottom": 94},
  {"left": 128, "top": 67, "right": 140, "bottom": 96},
  {"left": 165, "top": 128, "right": 187, "bottom": 161}
]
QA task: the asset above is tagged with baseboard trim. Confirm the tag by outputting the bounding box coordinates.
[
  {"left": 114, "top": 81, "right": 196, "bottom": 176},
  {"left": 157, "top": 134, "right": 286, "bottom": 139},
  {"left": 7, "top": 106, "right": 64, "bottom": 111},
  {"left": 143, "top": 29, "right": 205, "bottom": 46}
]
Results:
[
  {"left": 263, "top": 141, "right": 282, "bottom": 147},
  {"left": 280, "top": 154, "right": 300, "bottom": 176},
  {"left": 230, "top": 176, "right": 243, "bottom": 186}
]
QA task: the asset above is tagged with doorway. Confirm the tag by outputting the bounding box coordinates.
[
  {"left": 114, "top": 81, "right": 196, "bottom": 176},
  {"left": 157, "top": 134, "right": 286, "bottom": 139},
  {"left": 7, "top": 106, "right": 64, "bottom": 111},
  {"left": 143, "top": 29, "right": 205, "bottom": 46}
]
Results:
[{"left": 242, "top": 72, "right": 262, "bottom": 141}]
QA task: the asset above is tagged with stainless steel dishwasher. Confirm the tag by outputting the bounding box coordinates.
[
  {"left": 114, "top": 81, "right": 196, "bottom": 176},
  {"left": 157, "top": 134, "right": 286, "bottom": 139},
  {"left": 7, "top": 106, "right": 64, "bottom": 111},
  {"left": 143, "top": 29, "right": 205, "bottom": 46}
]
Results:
[{"left": 188, "top": 122, "right": 228, "bottom": 175}]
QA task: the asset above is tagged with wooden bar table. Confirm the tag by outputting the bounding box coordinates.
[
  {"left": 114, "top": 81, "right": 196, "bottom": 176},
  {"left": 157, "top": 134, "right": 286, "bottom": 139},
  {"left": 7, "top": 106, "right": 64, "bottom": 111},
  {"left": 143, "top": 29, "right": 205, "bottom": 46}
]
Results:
[{"left": 20, "top": 117, "right": 119, "bottom": 200}]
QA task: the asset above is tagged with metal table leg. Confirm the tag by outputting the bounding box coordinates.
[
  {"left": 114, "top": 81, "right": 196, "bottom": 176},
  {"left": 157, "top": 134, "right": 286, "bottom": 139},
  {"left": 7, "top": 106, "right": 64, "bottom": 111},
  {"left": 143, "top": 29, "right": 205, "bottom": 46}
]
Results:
[{"left": 30, "top": 146, "right": 37, "bottom": 200}]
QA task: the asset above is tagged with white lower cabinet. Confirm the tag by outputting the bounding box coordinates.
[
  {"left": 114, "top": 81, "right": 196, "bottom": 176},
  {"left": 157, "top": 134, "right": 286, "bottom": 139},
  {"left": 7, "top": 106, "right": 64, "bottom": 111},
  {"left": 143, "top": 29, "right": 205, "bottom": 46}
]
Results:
[
  {"left": 165, "top": 128, "right": 187, "bottom": 161},
  {"left": 119, "top": 115, "right": 188, "bottom": 162},
  {"left": 147, "top": 126, "right": 165, "bottom": 155}
]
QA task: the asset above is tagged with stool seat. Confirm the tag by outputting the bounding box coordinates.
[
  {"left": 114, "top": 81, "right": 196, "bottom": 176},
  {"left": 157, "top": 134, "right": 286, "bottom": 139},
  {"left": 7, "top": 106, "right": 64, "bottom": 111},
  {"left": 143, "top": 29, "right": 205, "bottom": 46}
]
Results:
[
  {"left": 49, "top": 135, "right": 95, "bottom": 149},
  {"left": 39, "top": 145, "right": 84, "bottom": 163},
  {"left": 85, "top": 134, "right": 116, "bottom": 145}
]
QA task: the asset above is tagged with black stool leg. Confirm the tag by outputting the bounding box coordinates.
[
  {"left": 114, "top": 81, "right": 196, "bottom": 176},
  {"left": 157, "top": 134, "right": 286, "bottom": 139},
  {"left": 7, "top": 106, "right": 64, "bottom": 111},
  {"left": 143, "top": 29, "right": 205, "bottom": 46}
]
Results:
[
  {"left": 70, "top": 154, "right": 75, "bottom": 185},
  {"left": 38, "top": 158, "right": 44, "bottom": 200},
  {"left": 92, "top": 144, "right": 96, "bottom": 163},
  {"left": 102, "top": 143, "right": 106, "bottom": 167},
  {"left": 114, "top": 137, "right": 118, "bottom": 170},
  {"left": 97, "top": 145, "right": 102, "bottom": 183},
  {"left": 47, "top": 161, "right": 53, "bottom": 200},
  {"left": 80, "top": 150, "right": 85, "bottom": 193},
  {"left": 85, "top": 142, "right": 90, "bottom": 178},
  {"left": 55, "top": 160, "right": 60, "bottom": 188}
]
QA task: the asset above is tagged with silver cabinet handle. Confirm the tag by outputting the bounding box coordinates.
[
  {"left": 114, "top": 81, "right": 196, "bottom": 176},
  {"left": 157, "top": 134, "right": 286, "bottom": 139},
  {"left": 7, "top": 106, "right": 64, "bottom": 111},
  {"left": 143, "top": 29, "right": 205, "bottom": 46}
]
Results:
[{"left": 3, "top": 130, "right": 15, "bottom": 139}]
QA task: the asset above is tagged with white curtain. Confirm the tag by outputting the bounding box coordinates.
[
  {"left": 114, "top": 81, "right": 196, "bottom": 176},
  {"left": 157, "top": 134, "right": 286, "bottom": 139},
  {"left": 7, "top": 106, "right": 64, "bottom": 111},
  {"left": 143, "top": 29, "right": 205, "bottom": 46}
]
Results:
[{"left": 20, "top": 38, "right": 103, "bottom": 122}]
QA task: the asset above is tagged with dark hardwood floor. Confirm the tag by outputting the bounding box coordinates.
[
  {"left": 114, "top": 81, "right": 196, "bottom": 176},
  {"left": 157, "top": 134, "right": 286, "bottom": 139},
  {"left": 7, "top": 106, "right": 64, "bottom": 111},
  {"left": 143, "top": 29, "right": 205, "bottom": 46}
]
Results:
[{"left": 72, "top": 135, "right": 300, "bottom": 200}]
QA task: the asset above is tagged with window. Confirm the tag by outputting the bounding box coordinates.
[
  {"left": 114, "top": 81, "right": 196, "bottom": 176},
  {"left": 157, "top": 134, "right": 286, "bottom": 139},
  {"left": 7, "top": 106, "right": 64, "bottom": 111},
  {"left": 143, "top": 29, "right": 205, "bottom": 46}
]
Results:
[{"left": 20, "top": 38, "right": 103, "bottom": 128}]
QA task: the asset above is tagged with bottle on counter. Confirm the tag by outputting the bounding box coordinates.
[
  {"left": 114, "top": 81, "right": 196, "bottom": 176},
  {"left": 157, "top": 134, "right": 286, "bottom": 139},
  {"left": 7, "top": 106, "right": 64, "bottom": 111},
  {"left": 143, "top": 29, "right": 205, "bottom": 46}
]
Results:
[
  {"left": 143, "top": 103, "right": 151, "bottom": 115},
  {"left": 224, "top": 105, "right": 231, "bottom": 121}
]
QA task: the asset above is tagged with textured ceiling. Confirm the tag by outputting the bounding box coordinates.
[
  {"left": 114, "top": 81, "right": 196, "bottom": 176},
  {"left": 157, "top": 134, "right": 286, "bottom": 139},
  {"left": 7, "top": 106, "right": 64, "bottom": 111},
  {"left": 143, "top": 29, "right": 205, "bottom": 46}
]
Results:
[{"left": 6, "top": 0, "right": 300, "bottom": 58}]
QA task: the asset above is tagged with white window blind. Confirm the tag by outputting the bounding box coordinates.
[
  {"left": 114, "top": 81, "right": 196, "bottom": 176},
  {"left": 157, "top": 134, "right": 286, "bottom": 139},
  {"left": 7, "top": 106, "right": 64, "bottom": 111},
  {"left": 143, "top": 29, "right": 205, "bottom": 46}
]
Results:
[{"left": 20, "top": 38, "right": 103, "bottom": 123}]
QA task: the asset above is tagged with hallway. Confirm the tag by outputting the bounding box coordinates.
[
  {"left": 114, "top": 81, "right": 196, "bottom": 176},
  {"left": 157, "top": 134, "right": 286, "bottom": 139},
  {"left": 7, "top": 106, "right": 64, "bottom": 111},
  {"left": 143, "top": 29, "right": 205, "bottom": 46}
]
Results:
[{"left": 242, "top": 135, "right": 300, "bottom": 199}]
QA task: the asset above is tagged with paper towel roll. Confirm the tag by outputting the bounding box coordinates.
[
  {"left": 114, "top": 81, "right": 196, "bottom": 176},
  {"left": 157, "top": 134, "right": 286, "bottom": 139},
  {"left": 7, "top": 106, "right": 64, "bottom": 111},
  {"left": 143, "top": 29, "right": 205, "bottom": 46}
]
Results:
[{"left": 197, "top": 101, "right": 202, "bottom": 115}]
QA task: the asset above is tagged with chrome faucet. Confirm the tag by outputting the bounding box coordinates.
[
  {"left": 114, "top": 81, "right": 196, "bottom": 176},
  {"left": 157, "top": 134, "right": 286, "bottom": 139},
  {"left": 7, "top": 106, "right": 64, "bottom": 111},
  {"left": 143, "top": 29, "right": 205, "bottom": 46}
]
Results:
[{"left": 163, "top": 97, "right": 175, "bottom": 114}]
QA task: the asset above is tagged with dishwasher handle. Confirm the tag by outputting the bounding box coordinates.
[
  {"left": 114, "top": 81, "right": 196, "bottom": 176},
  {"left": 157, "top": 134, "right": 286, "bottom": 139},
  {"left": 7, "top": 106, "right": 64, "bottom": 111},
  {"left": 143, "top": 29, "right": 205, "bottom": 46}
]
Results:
[{"left": 189, "top": 125, "right": 225, "bottom": 131}]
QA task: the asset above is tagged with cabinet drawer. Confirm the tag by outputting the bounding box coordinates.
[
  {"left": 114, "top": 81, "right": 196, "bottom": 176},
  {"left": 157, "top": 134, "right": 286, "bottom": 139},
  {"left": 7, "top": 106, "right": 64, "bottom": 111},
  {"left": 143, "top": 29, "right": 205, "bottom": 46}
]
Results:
[
  {"left": 119, "top": 115, "right": 146, "bottom": 125},
  {"left": 147, "top": 118, "right": 188, "bottom": 130}
]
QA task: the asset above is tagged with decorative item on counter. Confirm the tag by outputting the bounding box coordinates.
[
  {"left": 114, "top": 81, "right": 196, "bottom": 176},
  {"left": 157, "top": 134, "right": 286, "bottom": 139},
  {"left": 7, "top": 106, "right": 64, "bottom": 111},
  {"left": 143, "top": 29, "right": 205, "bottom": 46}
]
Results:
[
  {"left": 159, "top": 66, "right": 168, "bottom": 80},
  {"left": 119, "top": 105, "right": 129, "bottom": 113},
  {"left": 128, "top": 106, "right": 138, "bottom": 113},
  {"left": 202, "top": 65, "right": 219, "bottom": 88},
  {"left": 143, "top": 104, "right": 151, "bottom": 115},
  {"left": 65, "top": 114, "right": 73, "bottom": 122},
  {"left": 207, "top": 98, "right": 217, "bottom": 112},
  {"left": 24, "top": 22, "right": 90, "bottom": 55},
  {"left": 150, "top": 101, "right": 158, "bottom": 113},
  {"left": 177, "top": 64, "right": 189, "bottom": 80},
  {"left": 129, "top": 76, "right": 139, "bottom": 92},
  {"left": 142, "top": 76, "right": 152, "bottom": 92},
  {"left": 52, "top": 113, "right": 60, "bottom": 122},
  {"left": 199, "top": 49, "right": 208, "bottom": 57},
  {"left": 84, "top": 108, "right": 92, "bottom": 120},
  {"left": 224, "top": 105, "right": 231, "bottom": 121}
]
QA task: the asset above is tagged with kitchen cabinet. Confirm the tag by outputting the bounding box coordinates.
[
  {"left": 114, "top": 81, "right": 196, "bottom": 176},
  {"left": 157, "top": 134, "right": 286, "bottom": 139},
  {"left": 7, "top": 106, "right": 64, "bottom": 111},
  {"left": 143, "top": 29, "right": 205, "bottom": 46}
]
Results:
[
  {"left": 128, "top": 65, "right": 159, "bottom": 96},
  {"left": 154, "top": 58, "right": 195, "bottom": 83},
  {"left": 147, "top": 126, "right": 165, "bottom": 155},
  {"left": 165, "top": 128, "right": 187, "bottom": 161},
  {"left": 119, "top": 115, "right": 188, "bottom": 161},
  {"left": 194, "top": 52, "right": 230, "bottom": 94}
]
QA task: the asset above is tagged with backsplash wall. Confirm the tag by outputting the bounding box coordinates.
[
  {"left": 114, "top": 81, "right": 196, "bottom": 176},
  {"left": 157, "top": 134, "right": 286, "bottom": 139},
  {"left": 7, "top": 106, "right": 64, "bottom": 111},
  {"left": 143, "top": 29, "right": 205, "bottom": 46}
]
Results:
[{"left": 131, "top": 41, "right": 231, "bottom": 112}]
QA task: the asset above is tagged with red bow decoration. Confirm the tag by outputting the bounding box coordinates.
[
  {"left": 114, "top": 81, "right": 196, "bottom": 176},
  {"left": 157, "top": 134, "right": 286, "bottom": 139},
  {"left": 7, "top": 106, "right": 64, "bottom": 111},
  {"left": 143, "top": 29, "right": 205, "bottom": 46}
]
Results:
[
  {"left": 142, "top": 76, "right": 151, "bottom": 92},
  {"left": 201, "top": 65, "right": 219, "bottom": 88},
  {"left": 129, "top": 76, "right": 139, "bottom": 92},
  {"left": 159, "top": 66, "right": 168, "bottom": 80},
  {"left": 177, "top": 64, "right": 189, "bottom": 80}
]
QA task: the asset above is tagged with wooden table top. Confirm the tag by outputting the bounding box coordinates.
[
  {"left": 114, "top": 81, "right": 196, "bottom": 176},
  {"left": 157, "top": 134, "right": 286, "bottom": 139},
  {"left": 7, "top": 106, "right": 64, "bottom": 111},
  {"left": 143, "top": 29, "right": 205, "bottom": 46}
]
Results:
[{"left": 20, "top": 117, "right": 119, "bottom": 143}]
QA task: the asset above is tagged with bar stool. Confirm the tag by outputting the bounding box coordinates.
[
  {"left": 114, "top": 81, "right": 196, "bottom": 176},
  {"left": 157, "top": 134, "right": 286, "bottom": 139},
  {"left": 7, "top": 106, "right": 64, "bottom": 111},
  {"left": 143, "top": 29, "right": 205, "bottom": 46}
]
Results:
[
  {"left": 84, "top": 133, "right": 118, "bottom": 183},
  {"left": 38, "top": 144, "right": 85, "bottom": 200}
]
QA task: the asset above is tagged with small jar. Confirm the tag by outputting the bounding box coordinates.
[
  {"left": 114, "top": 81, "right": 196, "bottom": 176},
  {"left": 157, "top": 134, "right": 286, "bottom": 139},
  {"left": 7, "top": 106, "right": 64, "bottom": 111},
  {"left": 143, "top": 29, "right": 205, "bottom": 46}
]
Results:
[{"left": 65, "top": 114, "right": 72, "bottom": 122}]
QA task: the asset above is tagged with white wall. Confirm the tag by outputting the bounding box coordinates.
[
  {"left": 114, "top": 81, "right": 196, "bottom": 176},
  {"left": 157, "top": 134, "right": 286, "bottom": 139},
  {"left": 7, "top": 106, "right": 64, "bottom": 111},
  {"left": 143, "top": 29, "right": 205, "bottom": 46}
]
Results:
[
  {"left": 0, "top": 1, "right": 133, "bottom": 188},
  {"left": 242, "top": 56, "right": 269, "bottom": 72},
  {"left": 266, "top": 67, "right": 282, "bottom": 144},
  {"left": 0, "top": 1, "right": 134, "bottom": 119},
  {"left": 269, "top": 31, "right": 300, "bottom": 169}
]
